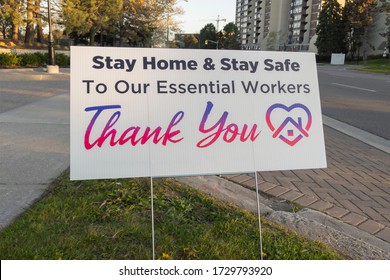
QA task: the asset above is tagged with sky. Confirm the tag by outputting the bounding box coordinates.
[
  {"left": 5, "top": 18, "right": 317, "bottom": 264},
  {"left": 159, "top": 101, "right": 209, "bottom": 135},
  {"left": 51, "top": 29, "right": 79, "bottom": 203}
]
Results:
[{"left": 176, "top": 0, "right": 237, "bottom": 33}]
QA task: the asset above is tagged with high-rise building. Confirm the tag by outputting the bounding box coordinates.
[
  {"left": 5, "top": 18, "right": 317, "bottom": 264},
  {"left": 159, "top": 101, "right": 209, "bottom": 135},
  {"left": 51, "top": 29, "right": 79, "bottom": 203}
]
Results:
[
  {"left": 235, "top": 0, "right": 317, "bottom": 51},
  {"left": 236, "top": 0, "right": 387, "bottom": 55}
]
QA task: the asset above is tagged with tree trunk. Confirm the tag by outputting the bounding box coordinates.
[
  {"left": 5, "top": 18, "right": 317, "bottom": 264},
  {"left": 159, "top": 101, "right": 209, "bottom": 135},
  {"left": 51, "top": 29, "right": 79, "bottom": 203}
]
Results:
[
  {"left": 25, "top": 0, "right": 35, "bottom": 45},
  {"left": 36, "top": 26, "right": 44, "bottom": 43},
  {"left": 35, "top": 0, "right": 44, "bottom": 43},
  {"left": 11, "top": 24, "right": 19, "bottom": 42},
  {"left": 362, "top": 28, "right": 368, "bottom": 64},
  {"left": 1, "top": 28, "right": 6, "bottom": 40},
  {"left": 0, "top": 21, "right": 8, "bottom": 39},
  {"left": 10, "top": 0, "right": 19, "bottom": 43},
  {"left": 89, "top": 27, "right": 96, "bottom": 46}
]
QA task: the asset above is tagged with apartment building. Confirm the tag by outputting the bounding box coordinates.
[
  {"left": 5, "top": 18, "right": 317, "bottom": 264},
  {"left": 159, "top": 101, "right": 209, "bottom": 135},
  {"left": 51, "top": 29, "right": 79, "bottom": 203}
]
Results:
[
  {"left": 235, "top": 0, "right": 315, "bottom": 51},
  {"left": 236, "top": 0, "right": 386, "bottom": 55},
  {"left": 366, "top": 5, "right": 389, "bottom": 56}
]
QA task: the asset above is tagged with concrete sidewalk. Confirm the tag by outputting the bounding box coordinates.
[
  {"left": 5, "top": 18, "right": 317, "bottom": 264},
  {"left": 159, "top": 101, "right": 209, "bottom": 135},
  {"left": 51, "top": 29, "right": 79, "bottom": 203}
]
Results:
[
  {"left": 1, "top": 68, "right": 389, "bottom": 259},
  {"left": 0, "top": 69, "right": 70, "bottom": 228}
]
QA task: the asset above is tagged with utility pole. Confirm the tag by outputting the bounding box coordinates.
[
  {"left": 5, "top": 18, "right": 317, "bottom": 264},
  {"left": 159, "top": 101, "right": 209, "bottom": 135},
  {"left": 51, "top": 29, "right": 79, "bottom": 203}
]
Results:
[
  {"left": 47, "top": 0, "right": 58, "bottom": 73},
  {"left": 48, "top": 0, "right": 55, "bottom": 65},
  {"left": 215, "top": 15, "right": 226, "bottom": 32}
]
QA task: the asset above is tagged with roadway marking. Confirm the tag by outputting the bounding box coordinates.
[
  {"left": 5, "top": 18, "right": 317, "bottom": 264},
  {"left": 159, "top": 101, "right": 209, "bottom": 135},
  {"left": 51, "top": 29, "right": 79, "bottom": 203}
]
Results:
[{"left": 331, "top": 83, "right": 377, "bottom": 93}]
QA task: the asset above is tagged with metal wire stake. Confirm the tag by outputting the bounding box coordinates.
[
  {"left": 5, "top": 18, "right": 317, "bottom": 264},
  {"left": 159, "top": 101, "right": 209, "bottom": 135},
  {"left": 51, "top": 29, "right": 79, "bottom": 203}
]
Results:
[
  {"left": 150, "top": 176, "right": 155, "bottom": 260},
  {"left": 255, "top": 171, "right": 264, "bottom": 260}
]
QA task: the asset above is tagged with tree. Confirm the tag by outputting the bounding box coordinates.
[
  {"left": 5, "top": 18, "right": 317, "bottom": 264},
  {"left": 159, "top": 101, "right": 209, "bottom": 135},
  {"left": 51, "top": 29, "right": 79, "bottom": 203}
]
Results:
[
  {"left": 174, "top": 33, "right": 199, "bottom": 48},
  {"left": 200, "top": 23, "right": 217, "bottom": 49},
  {"left": 60, "top": 0, "right": 123, "bottom": 45},
  {"left": 378, "top": 0, "right": 390, "bottom": 62},
  {"left": 2, "top": 0, "right": 185, "bottom": 47},
  {"left": 0, "top": 1, "right": 12, "bottom": 39},
  {"left": 1, "top": 0, "right": 22, "bottom": 42},
  {"left": 220, "top": 22, "right": 240, "bottom": 49},
  {"left": 182, "top": 34, "right": 199, "bottom": 48},
  {"left": 1, "top": 0, "right": 46, "bottom": 44},
  {"left": 151, "top": 0, "right": 185, "bottom": 47},
  {"left": 265, "top": 31, "right": 279, "bottom": 51},
  {"left": 35, "top": 0, "right": 44, "bottom": 43},
  {"left": 25, "top": 0, "right": 35, "bottom": 44},
  {"left": 60, "top": 0, "right": 183, "bottom": 47},
  {"left": 344, "top": 0, "right": 377, "bottom": 61},
  {"left": 24, "top": 0, "right": 46, "bottom": 45},
  {"left": 120, "top": 0, "right": 160, "bottom": 47},
  {"left": 315, "top": 0, "right": 347, "bottom": 56}
]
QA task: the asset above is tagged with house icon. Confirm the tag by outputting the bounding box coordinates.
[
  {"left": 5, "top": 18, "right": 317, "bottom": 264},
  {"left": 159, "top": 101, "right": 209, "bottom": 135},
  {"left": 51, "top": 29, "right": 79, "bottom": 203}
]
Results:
[{"left": 272, "top": 117, "right": 309, "bottom": 146}]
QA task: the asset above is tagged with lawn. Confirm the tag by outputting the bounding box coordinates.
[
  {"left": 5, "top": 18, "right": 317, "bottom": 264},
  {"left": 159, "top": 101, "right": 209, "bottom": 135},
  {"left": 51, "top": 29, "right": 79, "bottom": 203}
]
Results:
[
  {"left": 348, "top": 57, "right": 390, "bottom": 74},
  {"left": 0, "top": 171, "right": 343, "bottom": 260}
]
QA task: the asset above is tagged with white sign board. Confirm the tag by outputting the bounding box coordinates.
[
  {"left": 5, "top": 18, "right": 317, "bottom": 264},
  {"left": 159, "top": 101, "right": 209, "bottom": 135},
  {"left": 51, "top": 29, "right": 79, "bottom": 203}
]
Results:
[
  {"left": 70, "top": 47, "right": 326, "bottom": 180},
  {"left": 331, "top": 53, "right": 345, "bottom": 65}
]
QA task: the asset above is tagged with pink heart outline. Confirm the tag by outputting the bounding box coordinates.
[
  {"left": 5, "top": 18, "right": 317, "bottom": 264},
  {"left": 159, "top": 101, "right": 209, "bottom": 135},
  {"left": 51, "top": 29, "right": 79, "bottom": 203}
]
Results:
[{"left": 266, "top": 103, "right": 312, "bottom": 146}]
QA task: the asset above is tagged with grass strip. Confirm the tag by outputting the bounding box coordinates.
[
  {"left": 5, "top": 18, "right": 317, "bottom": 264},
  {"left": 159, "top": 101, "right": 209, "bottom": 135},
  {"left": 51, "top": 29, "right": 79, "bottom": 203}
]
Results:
[
  {"left": 0, "top": 171, "right": 343, "bottom": 260},
  {"left": 348, "top": 58, "right": 390, "bottom": 74}
]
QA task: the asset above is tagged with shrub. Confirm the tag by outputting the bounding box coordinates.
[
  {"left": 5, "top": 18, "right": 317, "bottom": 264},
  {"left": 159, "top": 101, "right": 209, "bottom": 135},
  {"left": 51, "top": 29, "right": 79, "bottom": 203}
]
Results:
[
  {"left": 55, "top": 53, "right": 70, "bottom": 67},
  {"left": 0, "top": 53, "right": 22, "bottom": 66},
  {"left": 19, "top": 52, "right": 47, "bottom": 66},
  {"left": 315, "top": 54, "right": 331, "bottom": 63},
  {"left": 0, "top": 52, "right": 70, "bottom": 67},
  {"left": 367, "top": 54, "right": 387, "bottom": 60}
]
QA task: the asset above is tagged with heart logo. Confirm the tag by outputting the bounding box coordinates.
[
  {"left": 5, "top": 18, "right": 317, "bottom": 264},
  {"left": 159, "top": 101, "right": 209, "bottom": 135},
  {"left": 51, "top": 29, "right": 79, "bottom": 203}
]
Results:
[{"left": 266, "top": 103, "right": 312, "bottom": 146}]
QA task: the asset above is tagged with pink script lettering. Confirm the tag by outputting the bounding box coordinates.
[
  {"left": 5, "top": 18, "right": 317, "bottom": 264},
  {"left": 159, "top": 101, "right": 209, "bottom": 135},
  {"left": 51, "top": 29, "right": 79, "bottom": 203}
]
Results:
[
  {"left": 197, "top": 101, "right": 261, "bottom": 148},
  {"left": 84, "top": 105, "right": 184, "bottom": 150}
]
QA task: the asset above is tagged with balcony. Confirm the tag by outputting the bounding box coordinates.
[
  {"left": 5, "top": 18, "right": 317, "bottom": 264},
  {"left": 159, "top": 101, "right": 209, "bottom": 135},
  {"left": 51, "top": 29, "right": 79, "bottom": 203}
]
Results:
[
  {"left": 302, "top": 4, "right": 309, "bottom": 16},
  {"left": 302, "top": 0, "right": 309, "bottom": 9}
]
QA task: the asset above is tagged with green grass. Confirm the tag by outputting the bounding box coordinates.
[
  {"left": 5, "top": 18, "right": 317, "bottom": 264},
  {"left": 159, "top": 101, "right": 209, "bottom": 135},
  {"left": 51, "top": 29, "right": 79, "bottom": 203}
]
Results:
[
  {"left": 348, "top": 58, "right": 390, "bottom": 74},
  {"left": 0, "top": 171, "right": 343, "bottom": 260}
]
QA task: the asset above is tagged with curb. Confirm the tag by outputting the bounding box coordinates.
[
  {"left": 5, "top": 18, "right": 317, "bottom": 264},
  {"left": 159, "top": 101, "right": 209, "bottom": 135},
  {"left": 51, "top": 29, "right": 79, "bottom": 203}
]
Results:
[
  {"left": 323, "top": 115, "right": 390, "bottom": 155},
  {"left": 0, "top": 68, "right": 70, "bottom": 81}
]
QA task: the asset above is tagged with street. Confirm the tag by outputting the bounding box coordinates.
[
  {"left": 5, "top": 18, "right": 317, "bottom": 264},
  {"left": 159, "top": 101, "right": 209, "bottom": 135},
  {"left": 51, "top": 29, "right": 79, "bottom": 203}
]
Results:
[{"left": 318, "top": 65, "right": 390, "bottom": 140}]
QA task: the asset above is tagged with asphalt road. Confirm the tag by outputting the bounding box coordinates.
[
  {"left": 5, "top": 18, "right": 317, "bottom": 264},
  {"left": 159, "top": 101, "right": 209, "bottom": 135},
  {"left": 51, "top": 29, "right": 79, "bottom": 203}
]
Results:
[{"left": 317, "top": 65, "right": 390, "bottom": 140}]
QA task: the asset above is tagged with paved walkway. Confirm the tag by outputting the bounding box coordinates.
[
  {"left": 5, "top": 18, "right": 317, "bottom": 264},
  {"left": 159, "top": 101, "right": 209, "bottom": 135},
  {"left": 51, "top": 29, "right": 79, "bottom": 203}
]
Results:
[
  {"left": 223, "top": 126, "right": 390, "bottom": 244},
  {"left": 0, "top": 69, "right": 70, "bottom": 228}
]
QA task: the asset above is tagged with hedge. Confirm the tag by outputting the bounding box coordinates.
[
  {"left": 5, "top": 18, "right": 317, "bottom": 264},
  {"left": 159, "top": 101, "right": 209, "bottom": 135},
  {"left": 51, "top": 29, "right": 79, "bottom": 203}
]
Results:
[
  {"left": 0, "top": 52, "right": 70, "bottom": 67},
  {"left": 0, "top": 53, "right": 22, "bottom": 66}
]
